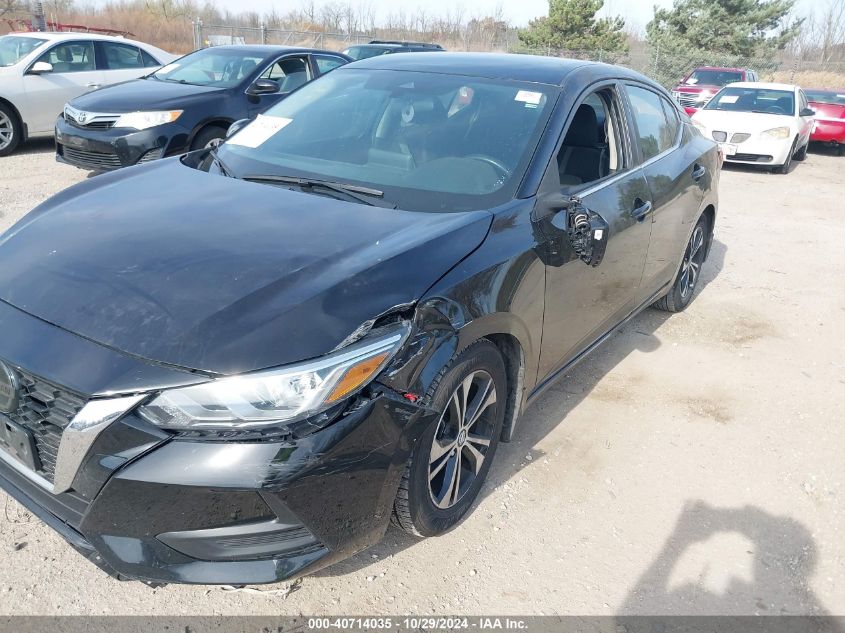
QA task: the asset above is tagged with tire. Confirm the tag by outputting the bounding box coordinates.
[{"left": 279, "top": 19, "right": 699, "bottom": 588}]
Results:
[
  {"left": 838, "top": 144, "right": 845, "bottom": 157},
  {"left": 0, "top": 103, "right": 23, "bottom": 157},
  {"left": 392, "top": 340, "right": 507, "bottom": 537},
  {"left": 190, "top": 125, "right": 227, "bottom": 151},
  {"left": 794, "top": 140, "right": 808, "bottom": 161},
  {"left": 775, "top": 138, "right": 797, "bottom": 174},
  {"left": 653, "top": 214, "right": 710, "bottom": 313}
]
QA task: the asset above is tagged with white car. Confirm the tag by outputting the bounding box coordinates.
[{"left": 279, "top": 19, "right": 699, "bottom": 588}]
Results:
[
  {"left": 0, "top": 32, "right": 175, "bottom": 156},
  {"left": 691, "top": 82, "right": 815, "bottom": 174}
]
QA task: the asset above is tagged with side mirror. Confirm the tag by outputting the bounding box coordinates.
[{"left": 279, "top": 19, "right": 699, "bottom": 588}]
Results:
[
  {"left": 535, "top": 192, "right": 609, "bottom": 268},
  {"left": 226, "top": 118, "right": 251, "bottom": 138},
  {"left": 246, "top": 78, "right": 281, "bottom": 96},
  {"left": 28, "top": 61, "right": 53, "bottom": 74},
  {"left": 800, "top": 107, "right": 815, "bottom": 117}
]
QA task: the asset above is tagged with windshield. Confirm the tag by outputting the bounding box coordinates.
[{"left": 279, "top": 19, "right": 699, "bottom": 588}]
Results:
[
  {"left": 0, "top": 35, "right": 47, "bottom": 67},
  {"left": 152, "top": 48, "right": 266, "bottom": 87},
  {"left": 215, "top": 69, "right": 557, "bottom": 212},
  {"left": 806, "top": 90, "right": 845, "bottom": 106},
  {"left": 685, "top": 69, "right": 743, "bottom": 87},
  {"left": 342, "top": 46, "right": 392, "bottom": 60},
  {"left": 704, "top": 87, "right": 795, "bottom": 115}
]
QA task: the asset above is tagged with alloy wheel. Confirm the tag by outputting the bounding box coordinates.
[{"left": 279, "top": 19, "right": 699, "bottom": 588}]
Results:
[
  {"left": 428, "top": 370, "right": 497, "bottom": 509},
  {"left": 0, "top": 111, "right": 13, "bottom": 152},
  {"left": 679, "top": 224, "right": 705, "bottom": 300}
]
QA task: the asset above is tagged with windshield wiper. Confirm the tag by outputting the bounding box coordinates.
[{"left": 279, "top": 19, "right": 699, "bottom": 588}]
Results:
[
  {"left": 208, "top": 145, "right": 235, "bottom": 178},
  {"left": 242, "top": 175, "right": 396, "bottom": 208}
]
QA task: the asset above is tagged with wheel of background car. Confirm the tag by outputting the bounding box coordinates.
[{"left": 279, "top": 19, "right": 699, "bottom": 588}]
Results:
[
  {"left": 775, "top": 138, "right": 797, "bottom": 175},
  {"left": 464, "top": 154, "right": 510, "bottom": 179},
  {"left": 392, "top": 340, "right": 507, "bottom": 537},
  {"left": 0, "top": 103, "right": 22, "bottom": 157},
  {"left": 653, "top": 213, "right": 709, "bottom": 313},
  {"left": 190, "top": 125, "right": 228, "bottom": 151}
]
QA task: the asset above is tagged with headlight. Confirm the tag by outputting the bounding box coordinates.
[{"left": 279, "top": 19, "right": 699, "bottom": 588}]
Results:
[
  {"left": 762, "top": 126, "right": 791, "bottom": 139},
  {"left": 139, "top": 323, "right": 409, "bottom": 431},
  {"left": 114, "top": 110, "right": 183, "bottom": 130}
]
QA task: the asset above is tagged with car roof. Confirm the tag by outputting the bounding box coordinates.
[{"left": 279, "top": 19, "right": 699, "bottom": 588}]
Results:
[
  {"left": 195, "top": 44, "right": 341, "bottom": 56},
  {"left": 726, "top": 81, "right": 798, "bottom": 91},
  {"left": 345, "top": 52, "right": 633, "bottom": 86}
]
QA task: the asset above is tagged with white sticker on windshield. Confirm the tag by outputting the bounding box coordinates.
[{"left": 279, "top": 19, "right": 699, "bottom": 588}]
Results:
[
  {"left": 227, "top": 114, "right": 292, "bottom": 148},
  {"left": 515, "top": 90, "right": 543, "bottom": 105},
  {"left": 157, "top": 62, "right": 179, "bottom": 74},
  {"left": 838, "top": 94, "right": 845, "bottom": 98},
  {"left": 719, "top": 95, "right": 739, "bottom": 104}
]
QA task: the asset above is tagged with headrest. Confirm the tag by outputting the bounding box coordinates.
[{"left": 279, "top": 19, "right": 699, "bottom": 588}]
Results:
[{"left": 563, "top": 104, "right": 599, "bottom": 147}]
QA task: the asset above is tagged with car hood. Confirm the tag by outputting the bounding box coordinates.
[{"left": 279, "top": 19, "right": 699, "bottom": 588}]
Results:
[
  {"left": 69, "top": 77, "right": 224, "bottom": 112},
  {"left": 692, "top": 109, "right": 797, "bottom": 133},
  {"left": 0, "top": 160, "right": 493, "bottom": 374}
]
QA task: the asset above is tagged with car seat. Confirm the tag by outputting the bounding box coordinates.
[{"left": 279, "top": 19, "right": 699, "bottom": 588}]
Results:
[{"left": 557, "top": 104, "right": 609, "bottom": 186}]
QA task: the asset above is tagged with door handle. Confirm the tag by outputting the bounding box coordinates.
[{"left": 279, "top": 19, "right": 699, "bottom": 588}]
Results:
[
  {"left": 85, "top": 83, "right": 101, "bottom": 88},
  {"left": 691, "top": 164, "right": 706, "bottom": 181},
  {"left": 631, "top": 198, "right": 653, "bottom": 222}
]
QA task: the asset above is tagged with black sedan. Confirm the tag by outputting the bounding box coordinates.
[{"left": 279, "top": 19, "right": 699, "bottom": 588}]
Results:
[
  {"left": 0, "top": 53, "right": 719, "bottom": 585},
  {"left": 54, "top": 45, "right": 350, "bottom": 171}
]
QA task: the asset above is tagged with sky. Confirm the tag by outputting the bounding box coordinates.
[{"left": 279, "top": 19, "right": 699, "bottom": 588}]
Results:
[{"left": 226, "top": 0, "right": 817, "bottom": 32}]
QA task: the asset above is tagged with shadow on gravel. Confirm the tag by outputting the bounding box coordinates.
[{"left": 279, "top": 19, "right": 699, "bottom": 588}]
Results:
[
  {"left": 617, "top": 501, "right": 834, "bottom": 617},
  {"left": 12, "top": 138, "right": 55, "bottom": 155},
  {"left": 316, "top": 239, "right": 728, "bottom": 579}
]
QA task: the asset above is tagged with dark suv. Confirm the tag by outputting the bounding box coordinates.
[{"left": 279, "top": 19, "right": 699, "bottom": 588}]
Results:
[{"left": 342, "top": 39, "right": 444, "bottom": 60}]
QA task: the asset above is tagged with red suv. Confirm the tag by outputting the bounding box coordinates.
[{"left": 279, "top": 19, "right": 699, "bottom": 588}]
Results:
[{"left": 672, "top": 66, "right": 759, "bottom": 115}]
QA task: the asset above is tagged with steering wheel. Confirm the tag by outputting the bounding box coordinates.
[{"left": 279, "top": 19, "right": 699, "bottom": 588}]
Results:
[
  {"left": 464, "top": 154, "right": 510, "bottom": 179},
  {"left": 766, "top": 106, "right": 787, "bottom": 115}
]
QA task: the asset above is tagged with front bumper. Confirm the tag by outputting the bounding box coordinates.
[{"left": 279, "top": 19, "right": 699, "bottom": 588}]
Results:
[
  {"left": 718, "top": 135, "right": 794, "bottom": 166},
  {"left": 0, "top": 301, "right": 432, "bottom": 585},
  {"left": 54, "top": 115, "right": 191, "bottom": 171}
]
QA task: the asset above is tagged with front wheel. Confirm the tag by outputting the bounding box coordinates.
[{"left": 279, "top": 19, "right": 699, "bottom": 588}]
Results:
[
  {"left": 393, "top": 340, "right": 507, "bottom": 537},
  {"left": 653, "top": 214, "right": 709, "bottom": 313},
  {"left": 0, "top": 103, "right": 22, "bottom": 157},
  {"left": 794, "top": 140, "right": 808, "bottom": 161},
  {"left": 190, "top": 125, "right": 227, "bottom": 151},
  {"left": 775, "top": 138, "right": 797, "bottom": 174}
]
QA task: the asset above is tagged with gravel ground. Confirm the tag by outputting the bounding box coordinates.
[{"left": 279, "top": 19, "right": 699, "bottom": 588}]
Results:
[{"left": 0, "top": 139, "right": 843, "bottom": 616}]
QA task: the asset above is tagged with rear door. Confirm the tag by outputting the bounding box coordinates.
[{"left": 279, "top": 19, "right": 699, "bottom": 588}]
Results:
[
  {"left": 96, "top": 40, "right": 161, "bottom": 86},
  {"left": 536, "top": 82, "right": 653, "bottom": 379},
  {"left": 623, "top": 83, "right": 706, "bottom": 296},
  {"left": 22, "top": 39, "right": 103, "bottom": 133}
]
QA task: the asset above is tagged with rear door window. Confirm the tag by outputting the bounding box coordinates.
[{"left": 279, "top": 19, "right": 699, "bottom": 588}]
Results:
[{"left": 626, "top": 85, "right": 678, "bottom": 162}]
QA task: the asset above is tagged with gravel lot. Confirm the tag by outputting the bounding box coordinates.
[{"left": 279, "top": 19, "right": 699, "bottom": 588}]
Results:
[{"left": 0, "top": 139, "right": 843, "bottom": 616}]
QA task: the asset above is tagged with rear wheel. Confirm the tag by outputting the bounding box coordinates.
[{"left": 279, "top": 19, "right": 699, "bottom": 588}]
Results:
[
  {"left": 838, "top": 144, "right": 845, "bottom": 157},
  {"left": 0, "top": 103, "right": 22, "bottom": 157},
  {"left": 393, "top": 340, "right": 507, "bottom": 537},
  {"left": 653, "top": 214, "right": 709, "bottom": 313}
]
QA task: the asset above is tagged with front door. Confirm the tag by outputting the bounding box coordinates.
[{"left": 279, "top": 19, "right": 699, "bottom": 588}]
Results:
[
  {"left": 23, "top": 40, "right": 103, "bottom": 134},
  {"left": 536, "top": 83, "right": 653, "bottom": 381}
]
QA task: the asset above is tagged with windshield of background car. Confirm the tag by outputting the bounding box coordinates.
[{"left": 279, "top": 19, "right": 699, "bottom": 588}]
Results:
[
  {"left": 0, "top": 35, "right": 47, "bottom": 67},
  {"left": 217, "top": 69, "right": 558, "bottom": 212},
  {"left": 685, "top": 69, "right": 743, "bottom": 86},
  {"left": 151, "top": 48, "right": 265, "bottom": 87},
  {"left": 806, "top": 90, "right": 845, "bottom": 105},
  {"left": 704, "top": 87, "right": 795, "bottom": 115},
  {"left": 342, "top": 46, "right": 392, "bottom": 60}
]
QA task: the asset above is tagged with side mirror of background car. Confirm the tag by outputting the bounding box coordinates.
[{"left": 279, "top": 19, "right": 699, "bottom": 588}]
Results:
[
  {"left": 28, "top": 61, "right": 53, "bottom": 75},
  {"left": 800, "top": 107, "right": 816, "bottom": 117},
  {"left": 226, "top": 119, "right": 251, "bottom": 138},
  {"left": 246, "top": 79, "right": 281, "bottom": 96}
]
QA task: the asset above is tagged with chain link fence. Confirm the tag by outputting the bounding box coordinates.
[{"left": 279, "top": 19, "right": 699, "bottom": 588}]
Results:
[{"left": 191, "top": 20, "right": 845, "bottom": 90}]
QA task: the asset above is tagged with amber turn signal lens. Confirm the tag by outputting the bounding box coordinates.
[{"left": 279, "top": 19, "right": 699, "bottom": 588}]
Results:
[{"left": 325, "top": 352, "right": 390, "bottom": 403}]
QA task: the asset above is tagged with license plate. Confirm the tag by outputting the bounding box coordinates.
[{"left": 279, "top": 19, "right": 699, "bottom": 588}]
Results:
[
  {"left": 719, "top": 143, "right": 737, "bottom": 156},
  {"left": 0, "top": 416, "right": 41, "bottom": 473}
]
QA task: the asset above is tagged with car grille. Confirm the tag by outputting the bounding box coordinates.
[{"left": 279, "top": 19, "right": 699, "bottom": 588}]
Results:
[
  {"left": 60, "top": 146, "right": 123, "bottom": 170},
  {"left": 676, "top": 91, "right": 702, "bottom": 108},
  {"left": 731, "top": 133, "right": 751, "bottom": 143},
  {"left": 67, "top": 118, "right": 117, "bottom": 130},
  {"left": 727, "top": 153, "right": 773, "bottom": 163},
  {"left": 3, "top": 367, "right": 87, "bottom": 483}
]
